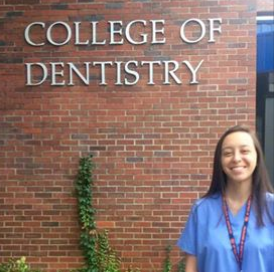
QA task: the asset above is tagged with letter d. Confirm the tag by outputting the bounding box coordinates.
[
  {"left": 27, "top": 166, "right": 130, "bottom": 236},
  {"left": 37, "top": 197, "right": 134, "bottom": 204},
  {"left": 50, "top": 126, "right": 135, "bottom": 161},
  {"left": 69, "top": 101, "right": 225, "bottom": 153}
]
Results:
[{"left": 25, "top": 63, "right": 48, "bottom": 86}]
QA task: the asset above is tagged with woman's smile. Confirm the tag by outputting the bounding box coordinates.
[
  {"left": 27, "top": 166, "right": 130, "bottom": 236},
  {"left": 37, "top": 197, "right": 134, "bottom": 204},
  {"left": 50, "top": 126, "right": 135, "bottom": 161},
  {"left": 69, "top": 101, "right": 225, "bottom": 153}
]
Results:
[{"left": 221, "top": 132, "right": 257, "bottom": 184}]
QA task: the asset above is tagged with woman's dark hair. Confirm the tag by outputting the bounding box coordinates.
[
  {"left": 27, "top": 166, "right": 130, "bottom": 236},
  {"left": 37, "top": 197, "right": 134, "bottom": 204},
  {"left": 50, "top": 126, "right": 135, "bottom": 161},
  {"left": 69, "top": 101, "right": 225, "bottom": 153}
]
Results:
[{"left": 204, "top": 125, "right": 273, "bottom": 226}]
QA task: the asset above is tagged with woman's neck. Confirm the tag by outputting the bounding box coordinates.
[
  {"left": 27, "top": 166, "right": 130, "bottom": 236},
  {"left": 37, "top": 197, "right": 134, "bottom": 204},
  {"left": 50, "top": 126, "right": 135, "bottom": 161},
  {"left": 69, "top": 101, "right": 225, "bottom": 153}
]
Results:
[
  {"left": 225, "top": 181, "right": 252, "bottom": 203},
  {"left": 224, "top": 182, "right": 252, "bottom": 215}
]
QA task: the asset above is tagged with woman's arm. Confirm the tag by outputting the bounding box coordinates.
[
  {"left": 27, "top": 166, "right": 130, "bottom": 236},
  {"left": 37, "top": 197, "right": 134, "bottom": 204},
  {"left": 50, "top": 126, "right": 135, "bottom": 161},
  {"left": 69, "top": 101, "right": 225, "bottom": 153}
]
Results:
[{"left": 185, "top": 254, "right": 197, "bottom": 272}]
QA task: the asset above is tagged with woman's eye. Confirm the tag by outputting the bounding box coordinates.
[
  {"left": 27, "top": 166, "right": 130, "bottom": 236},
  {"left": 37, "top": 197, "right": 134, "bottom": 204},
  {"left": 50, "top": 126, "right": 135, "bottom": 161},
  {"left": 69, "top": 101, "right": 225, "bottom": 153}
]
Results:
[
  {"left": 223, "top": 152, "right": 232, "bottom": 157},
  {"left": 241, "top": 149, "right": 250, "bottom": 154}
]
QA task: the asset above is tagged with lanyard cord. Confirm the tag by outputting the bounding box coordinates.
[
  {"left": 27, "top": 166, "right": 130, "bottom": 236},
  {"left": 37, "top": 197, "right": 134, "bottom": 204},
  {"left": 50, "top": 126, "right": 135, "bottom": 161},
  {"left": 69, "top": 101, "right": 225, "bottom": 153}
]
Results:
[{"left": 222, "top": 195, "right": 252, "bottom": 272}]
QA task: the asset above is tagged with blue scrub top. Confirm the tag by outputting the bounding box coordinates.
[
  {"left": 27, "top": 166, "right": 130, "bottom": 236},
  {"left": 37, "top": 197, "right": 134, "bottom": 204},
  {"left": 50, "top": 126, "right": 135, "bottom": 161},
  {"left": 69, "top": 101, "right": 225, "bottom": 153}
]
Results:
[{"left": 177, "top": 193, "right": 274, "bottom": 272}]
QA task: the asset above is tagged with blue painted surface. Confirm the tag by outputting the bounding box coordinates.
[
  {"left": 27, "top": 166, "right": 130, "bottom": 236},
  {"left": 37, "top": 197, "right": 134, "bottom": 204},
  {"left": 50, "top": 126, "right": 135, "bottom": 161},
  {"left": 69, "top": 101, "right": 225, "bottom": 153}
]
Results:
[{"left": 257, "top": 20, "right": 274, "bottom": 73}]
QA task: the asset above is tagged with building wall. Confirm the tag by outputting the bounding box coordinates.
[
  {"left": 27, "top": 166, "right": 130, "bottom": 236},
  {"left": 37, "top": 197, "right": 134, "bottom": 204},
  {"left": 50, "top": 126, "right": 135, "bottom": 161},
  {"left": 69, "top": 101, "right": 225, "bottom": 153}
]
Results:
[
  {"left": 0, "top": 0, "right": 256, "bottom": 271},
  {"left": 257, "top": 0, "right": 273, "bottom": 12}
]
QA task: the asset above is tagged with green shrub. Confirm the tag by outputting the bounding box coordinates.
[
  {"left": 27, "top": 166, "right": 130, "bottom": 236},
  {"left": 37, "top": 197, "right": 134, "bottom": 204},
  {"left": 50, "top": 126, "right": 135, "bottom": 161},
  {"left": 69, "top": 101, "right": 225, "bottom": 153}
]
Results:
[
  {"left": 74, "top": 155, "right": 136, "bottom": 272},
  {"left": 0, "top": 257, "right": 43, "bottom": 272},
  {"left": 177, "top": 258, "right": 185, "bottom": 272},
  {"left": 163, "top": 245, "right": 172, "bottom": 272}
]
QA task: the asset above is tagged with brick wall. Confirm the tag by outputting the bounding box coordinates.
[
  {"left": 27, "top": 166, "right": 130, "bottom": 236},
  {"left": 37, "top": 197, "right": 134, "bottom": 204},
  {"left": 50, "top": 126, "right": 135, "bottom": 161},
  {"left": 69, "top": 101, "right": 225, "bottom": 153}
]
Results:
[
  {"left": 257, "top": 0, "right": 273, "bottom": 12},
  {"left": 0, "top": 0, "right": 257, "bottom": 271}
]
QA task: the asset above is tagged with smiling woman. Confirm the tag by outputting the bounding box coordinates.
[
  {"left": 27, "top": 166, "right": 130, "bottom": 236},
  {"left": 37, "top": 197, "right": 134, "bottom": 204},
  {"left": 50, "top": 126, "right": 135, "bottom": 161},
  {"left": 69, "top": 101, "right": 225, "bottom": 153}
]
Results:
[
  {"left": 177, "top": 125, "right": 274, "bottom": 272},
  {"left": 221, "top": 131, "right": 258, "bottom": 198}
]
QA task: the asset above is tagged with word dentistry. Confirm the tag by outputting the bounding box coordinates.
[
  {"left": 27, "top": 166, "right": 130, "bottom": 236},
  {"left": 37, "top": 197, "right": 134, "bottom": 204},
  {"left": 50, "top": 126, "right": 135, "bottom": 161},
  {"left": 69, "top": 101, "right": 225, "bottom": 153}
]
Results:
[
  {"left": 24, "top": 18, "right": 222, "bottom": 86},
  {"left": 26, "top": 60, "right": 204, "bottom": 86}
]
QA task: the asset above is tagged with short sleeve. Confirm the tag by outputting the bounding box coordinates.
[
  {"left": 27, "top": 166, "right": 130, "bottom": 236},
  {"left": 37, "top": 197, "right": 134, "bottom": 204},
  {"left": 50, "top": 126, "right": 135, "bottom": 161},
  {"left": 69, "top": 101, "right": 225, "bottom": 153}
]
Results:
[{"left": 177, "top": 203, "right": 198, "bottom": 255}]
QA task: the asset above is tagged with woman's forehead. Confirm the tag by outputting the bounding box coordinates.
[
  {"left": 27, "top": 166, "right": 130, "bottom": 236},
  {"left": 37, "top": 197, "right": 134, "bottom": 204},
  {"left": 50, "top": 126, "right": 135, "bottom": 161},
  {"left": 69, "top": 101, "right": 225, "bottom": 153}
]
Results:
[{"left": 222, "top": 131, "right": 255, "bottom": 148}]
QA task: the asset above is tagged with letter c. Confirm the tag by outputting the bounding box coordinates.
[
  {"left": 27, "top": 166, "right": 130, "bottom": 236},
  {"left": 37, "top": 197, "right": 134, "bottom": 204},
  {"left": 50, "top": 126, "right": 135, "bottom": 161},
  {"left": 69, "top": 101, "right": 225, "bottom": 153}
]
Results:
[{"left": 24, "top": 22, "right": 45, "bottom": 46}]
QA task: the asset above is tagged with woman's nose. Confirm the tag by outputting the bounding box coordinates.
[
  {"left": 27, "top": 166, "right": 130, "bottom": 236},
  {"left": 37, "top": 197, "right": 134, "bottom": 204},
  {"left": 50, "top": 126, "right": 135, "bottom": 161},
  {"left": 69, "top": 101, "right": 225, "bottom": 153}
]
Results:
[{"left": 232, "top": 151, "right": 242, "bottom": 162}]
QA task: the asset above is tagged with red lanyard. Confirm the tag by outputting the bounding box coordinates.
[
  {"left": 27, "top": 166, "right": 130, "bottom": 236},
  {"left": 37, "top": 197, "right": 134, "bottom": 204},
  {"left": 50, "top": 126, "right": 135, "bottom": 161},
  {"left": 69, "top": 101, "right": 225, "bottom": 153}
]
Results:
[{"left": 222, "top": 195, "right": 252, "bottom": 272}]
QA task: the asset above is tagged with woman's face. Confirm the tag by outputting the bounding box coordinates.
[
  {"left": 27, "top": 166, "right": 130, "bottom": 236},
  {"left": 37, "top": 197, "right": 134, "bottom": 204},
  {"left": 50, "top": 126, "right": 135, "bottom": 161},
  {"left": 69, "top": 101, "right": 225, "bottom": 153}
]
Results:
[{"left": 221, "top": 131, "right": 257, "bottom": 185}]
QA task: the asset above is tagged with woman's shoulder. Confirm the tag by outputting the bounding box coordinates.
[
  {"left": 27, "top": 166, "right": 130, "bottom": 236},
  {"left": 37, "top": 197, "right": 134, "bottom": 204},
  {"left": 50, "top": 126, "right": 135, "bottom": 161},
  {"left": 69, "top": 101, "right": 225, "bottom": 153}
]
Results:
[
  {"left": 265, "top": 192, "right": 274, "bottom": 210},
  {"left": 263, "top": 192, "right": 274, "bottom": 223},
  {"left": 265, "top": 192, "right": 274, "bottom": 202},
  {"left": 192, "top": 193, "right": 221, "bottom": 213}
]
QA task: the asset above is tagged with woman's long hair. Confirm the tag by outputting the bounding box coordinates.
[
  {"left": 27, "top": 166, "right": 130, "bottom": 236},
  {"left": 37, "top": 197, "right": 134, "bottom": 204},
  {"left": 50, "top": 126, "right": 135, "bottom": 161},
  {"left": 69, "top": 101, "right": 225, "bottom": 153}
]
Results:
[{"left": 204, "top": 125, "right": 273, "bottom": 226}]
